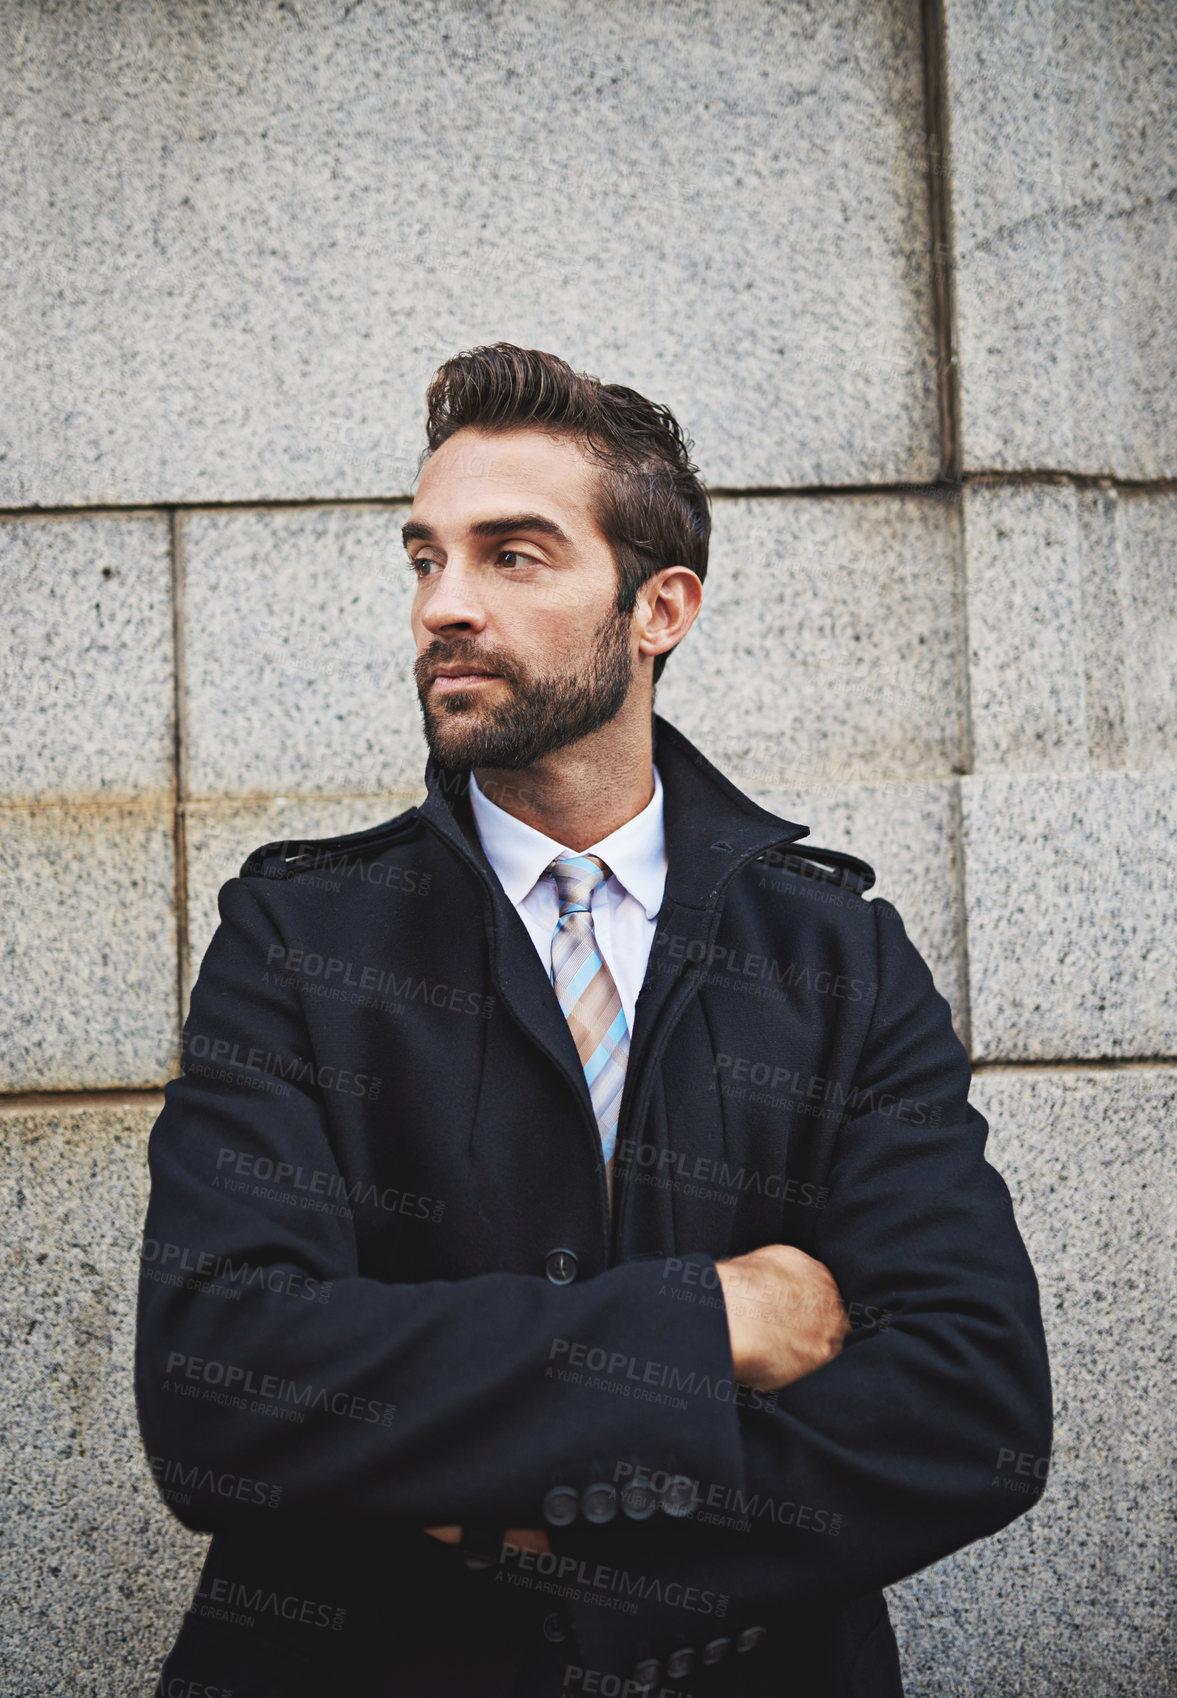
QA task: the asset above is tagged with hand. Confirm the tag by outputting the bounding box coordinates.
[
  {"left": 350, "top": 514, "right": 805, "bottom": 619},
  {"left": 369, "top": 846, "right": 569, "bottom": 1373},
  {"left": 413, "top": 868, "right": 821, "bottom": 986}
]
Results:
[
  {"left": 715, "top": 1243, "right": 850, "bottom": 1391},
  {"left": 424, "top": 1525, "right": 551, "bottom": 1554}
]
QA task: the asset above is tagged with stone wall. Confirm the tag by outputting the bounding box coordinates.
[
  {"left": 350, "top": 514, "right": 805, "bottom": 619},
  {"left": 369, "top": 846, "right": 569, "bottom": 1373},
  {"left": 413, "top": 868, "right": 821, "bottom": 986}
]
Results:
[{"left": 1, "top": 1, "right": 1173, "bottom": 1692}]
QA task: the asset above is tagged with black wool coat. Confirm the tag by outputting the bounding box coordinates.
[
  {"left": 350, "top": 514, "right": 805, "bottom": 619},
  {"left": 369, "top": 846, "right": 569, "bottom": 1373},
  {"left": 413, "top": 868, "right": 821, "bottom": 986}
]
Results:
[{"left": 136, "top": 715, "right": 1051, "bottom": 1698}]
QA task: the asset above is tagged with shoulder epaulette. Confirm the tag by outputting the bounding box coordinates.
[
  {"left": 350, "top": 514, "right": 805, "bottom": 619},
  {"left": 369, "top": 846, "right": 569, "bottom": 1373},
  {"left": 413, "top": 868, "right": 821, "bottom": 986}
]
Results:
[
  {"left": 239, "top": 806, "right": 422, "bottom": 881},
  {"left": 756, "top": 842, "right": 875, "bottom": 895}
]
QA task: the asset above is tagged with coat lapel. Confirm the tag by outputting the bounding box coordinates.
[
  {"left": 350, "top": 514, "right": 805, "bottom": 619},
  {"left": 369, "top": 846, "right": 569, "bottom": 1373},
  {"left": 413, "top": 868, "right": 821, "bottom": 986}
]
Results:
[
  {"left": 417, "top": 765, "right": 597, "bottom": 1127},
  {"left": 608, "top": 719, "right": 809, "bottom": 1253}
]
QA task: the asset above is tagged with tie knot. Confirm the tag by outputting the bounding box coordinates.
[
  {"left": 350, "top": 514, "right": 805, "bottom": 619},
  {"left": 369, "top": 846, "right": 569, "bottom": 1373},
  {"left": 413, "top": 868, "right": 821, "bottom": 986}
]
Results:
[{"left": 548, "top": 853, "right": 611, "bottom": 915}]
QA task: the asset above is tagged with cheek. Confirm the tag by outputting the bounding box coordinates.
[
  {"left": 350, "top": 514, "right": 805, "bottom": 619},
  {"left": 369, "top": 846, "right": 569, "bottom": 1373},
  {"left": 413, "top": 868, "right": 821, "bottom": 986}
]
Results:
[{"left": 515, "top": 612, "right": 586, "bottom": 670}]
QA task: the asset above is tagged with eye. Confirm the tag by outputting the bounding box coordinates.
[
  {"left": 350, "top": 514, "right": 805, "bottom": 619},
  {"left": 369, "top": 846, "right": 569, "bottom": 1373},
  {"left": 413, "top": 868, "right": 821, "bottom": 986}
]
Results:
[
  {"left": 407, "top": 554, "right": 440, "bottom": 577},
  {"left": 499, "top": 550, "right": 537, "bottom": 569}
]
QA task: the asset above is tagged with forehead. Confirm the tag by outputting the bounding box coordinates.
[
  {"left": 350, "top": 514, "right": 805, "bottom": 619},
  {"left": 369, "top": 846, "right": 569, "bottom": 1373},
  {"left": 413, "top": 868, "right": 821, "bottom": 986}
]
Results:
[{"left": 410, "top": 427, "right": 602, "bottom": 532}]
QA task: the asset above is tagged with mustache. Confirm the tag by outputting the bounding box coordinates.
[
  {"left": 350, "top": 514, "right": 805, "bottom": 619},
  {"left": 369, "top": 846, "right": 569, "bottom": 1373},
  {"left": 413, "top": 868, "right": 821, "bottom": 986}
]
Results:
[{"left": 413, "top": 640, "right": 523, "bottom": 691}]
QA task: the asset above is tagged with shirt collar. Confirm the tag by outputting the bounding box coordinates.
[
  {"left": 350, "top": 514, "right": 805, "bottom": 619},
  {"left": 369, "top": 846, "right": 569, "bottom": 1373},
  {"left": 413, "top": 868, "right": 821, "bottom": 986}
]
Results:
[{"left": 468, "top": 765, "right": 667, "bottom": 920}]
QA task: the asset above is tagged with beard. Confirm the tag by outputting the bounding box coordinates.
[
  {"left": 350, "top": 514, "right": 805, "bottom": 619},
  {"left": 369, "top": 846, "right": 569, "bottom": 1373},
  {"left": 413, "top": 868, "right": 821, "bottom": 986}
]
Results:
[{"left": 414, "top": 604, "right": 634, "bottom": 772}]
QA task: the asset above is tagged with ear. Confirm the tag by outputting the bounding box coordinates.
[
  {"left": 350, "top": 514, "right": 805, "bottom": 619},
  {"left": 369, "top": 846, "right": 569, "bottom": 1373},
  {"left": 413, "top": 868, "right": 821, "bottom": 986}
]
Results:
[{"left": 635, "top": 567, "right": 703, "bottom": 663}]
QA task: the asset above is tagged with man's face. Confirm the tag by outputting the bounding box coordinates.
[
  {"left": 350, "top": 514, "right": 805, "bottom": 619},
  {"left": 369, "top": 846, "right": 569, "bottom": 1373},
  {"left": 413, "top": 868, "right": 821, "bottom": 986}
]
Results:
[{"left": 406, "top": 427, "right": 635, "bottom": 771}]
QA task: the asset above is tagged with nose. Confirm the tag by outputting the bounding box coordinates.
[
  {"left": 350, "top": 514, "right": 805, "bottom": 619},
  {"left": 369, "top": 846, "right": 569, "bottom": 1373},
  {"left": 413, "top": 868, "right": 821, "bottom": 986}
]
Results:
[{"left": 417, "top": 559, "right": 489, "bottom": 640}]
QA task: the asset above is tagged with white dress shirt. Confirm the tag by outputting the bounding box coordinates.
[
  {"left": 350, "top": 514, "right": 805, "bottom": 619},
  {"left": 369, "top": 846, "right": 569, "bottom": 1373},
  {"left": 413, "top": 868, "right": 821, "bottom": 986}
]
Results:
[{"left": 467, "top": 766, "right": 668, "bottom": 1034}]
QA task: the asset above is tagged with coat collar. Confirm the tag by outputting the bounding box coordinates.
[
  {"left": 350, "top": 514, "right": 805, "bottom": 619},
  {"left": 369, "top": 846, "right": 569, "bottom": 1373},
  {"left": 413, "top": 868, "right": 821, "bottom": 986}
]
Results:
[{"left": 418, "top": 712, "right": 808, "bottom": 913}]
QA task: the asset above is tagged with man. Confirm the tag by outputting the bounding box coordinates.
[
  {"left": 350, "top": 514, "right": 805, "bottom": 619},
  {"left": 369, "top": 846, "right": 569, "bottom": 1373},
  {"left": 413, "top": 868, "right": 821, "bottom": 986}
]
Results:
[{"left": 137, "top": 344, "right": 1051, "bottom": 1698}]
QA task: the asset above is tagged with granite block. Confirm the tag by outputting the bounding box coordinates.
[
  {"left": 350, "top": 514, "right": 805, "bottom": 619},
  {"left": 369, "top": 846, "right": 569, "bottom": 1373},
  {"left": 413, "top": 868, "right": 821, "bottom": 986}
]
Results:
[
  {"left": 182, "top": 505, "right": 424, "bottom": 800},
  {"left": 656, "top": 492, "right": 965, "bottom": 784},
  {"left": 0, "top": 514, "right": 174, "bottom": 802},
  {"left": 1115, "top": 490, "right": 1177, "bottom": 771},
  {"left": 0, "top": 1101, "right": 206, "bottom": 1697},
  {"left": 1, "top": 0, "right": 939, "bottom": 505},
  {"left": 962, "top": 772, "right": 1177, "bottom": 1061},
  {"left": 946, "top": 0, "right": 1177, "bottom": 474},
  {"left": 0, "top": 803, "right": 177, "bottom": 1090},
  {"left": 889, "top": 1065, "right": 1177, "bottom": 1697},
  {"left": 965, "top": 483, "right": 1177, "bottom": 774},
  {"left": 964, "top": 484, "right": 1091, "bottom": 773}
]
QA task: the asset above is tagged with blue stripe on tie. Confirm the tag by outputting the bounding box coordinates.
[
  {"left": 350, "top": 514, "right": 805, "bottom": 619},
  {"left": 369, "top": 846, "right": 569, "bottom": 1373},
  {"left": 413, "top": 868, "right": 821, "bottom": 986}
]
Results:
[
  {"left": 584, "top": 1012, "right": 628, "bottom": 1089},
  {"left": 604, "top": 1006, "right": 628, "bottom": 1045},
  {"left": 583, "top": 1043, "right": 611, "bottom": 1088}
]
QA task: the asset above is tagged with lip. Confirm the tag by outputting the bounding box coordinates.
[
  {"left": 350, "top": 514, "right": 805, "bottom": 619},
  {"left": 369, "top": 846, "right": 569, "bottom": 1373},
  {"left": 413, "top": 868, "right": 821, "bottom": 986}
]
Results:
[{"left": 430, "top": 669, "right": 503, "bottom": 692}]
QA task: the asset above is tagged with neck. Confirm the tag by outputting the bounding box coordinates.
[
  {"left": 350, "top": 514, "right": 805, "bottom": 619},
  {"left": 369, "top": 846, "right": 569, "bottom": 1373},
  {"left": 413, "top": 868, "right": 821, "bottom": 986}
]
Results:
[{"left": 472, "top": 698, "right": 656, "bottom": 852}]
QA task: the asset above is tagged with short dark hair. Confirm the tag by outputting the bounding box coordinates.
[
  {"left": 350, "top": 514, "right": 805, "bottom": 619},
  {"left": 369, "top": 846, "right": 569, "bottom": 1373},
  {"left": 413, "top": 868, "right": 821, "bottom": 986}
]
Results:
[{"left": 422, "top": 343, "right": 709, "bottom": 683}]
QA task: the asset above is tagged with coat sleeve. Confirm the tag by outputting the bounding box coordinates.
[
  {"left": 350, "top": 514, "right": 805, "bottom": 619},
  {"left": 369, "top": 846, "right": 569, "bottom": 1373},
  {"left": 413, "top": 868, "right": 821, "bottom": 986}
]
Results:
[
  {"left": 135, "top": 875, "right": 746, "bottom": 1536},
  {"left": 710, "top": 894, "right": 1053, "bottom": 1602}
]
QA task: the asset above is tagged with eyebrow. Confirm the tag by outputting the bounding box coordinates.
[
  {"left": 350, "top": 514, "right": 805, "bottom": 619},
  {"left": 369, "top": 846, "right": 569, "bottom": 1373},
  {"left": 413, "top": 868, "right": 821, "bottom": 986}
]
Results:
[{"left": 401, "top": 514, "right": 572, "bottom": 548}]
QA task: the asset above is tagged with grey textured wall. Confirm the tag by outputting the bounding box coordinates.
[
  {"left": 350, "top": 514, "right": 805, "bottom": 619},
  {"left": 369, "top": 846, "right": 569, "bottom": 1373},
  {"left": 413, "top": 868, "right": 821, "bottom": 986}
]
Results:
[{"left": 1, "top": 1, "right": 1174, "bottom": 1693}]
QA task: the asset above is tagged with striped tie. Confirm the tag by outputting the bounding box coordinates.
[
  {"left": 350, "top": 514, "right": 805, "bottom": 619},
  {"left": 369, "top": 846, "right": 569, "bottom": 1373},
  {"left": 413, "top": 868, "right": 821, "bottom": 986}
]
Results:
[{"left": 547, "top": 854, "right": 630, "bottom": 1169}]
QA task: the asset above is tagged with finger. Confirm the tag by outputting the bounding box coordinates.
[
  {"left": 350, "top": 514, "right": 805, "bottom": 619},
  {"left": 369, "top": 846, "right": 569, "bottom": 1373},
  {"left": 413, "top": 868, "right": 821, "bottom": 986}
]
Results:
[{"left": 504, "top": 1527, "right": 552, "bottom": 1554}]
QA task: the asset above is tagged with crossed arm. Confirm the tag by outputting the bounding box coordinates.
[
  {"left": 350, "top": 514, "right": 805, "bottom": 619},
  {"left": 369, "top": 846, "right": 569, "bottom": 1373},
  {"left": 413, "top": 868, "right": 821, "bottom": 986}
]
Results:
[{"left": 425, "top": 1245, "right": 850, "bottom": 1553}]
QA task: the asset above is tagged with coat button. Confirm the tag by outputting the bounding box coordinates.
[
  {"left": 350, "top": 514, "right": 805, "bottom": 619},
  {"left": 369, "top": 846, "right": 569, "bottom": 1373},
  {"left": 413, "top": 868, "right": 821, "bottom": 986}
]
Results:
[
  {"left": 581, "top": 1482, "right": 618, "bottom": 1524},
  {"left": 659, "top": 1474, "right": 697, "bottom": 1518},
  {"left": 544, "top": 1247, "right": 578, "bottom": 1284},
  {"left": 632, "top": 1658, "right": 663, "bottom": 1689},
  {"left": 541, "top": 1485, "right": 580, "bottom": 1526},
  {"left": 701, "top": 1636, "right": 732, "bottom": 1665},
  {"left": 736, "top": 1625, "right": 768, "bottom": 1653},
  {"left": 619, "top": 1479, "right": 658, "bottom": 1520},
  {"left": 666, "top": 1646, "right": 697, "bottom": 1679}
]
